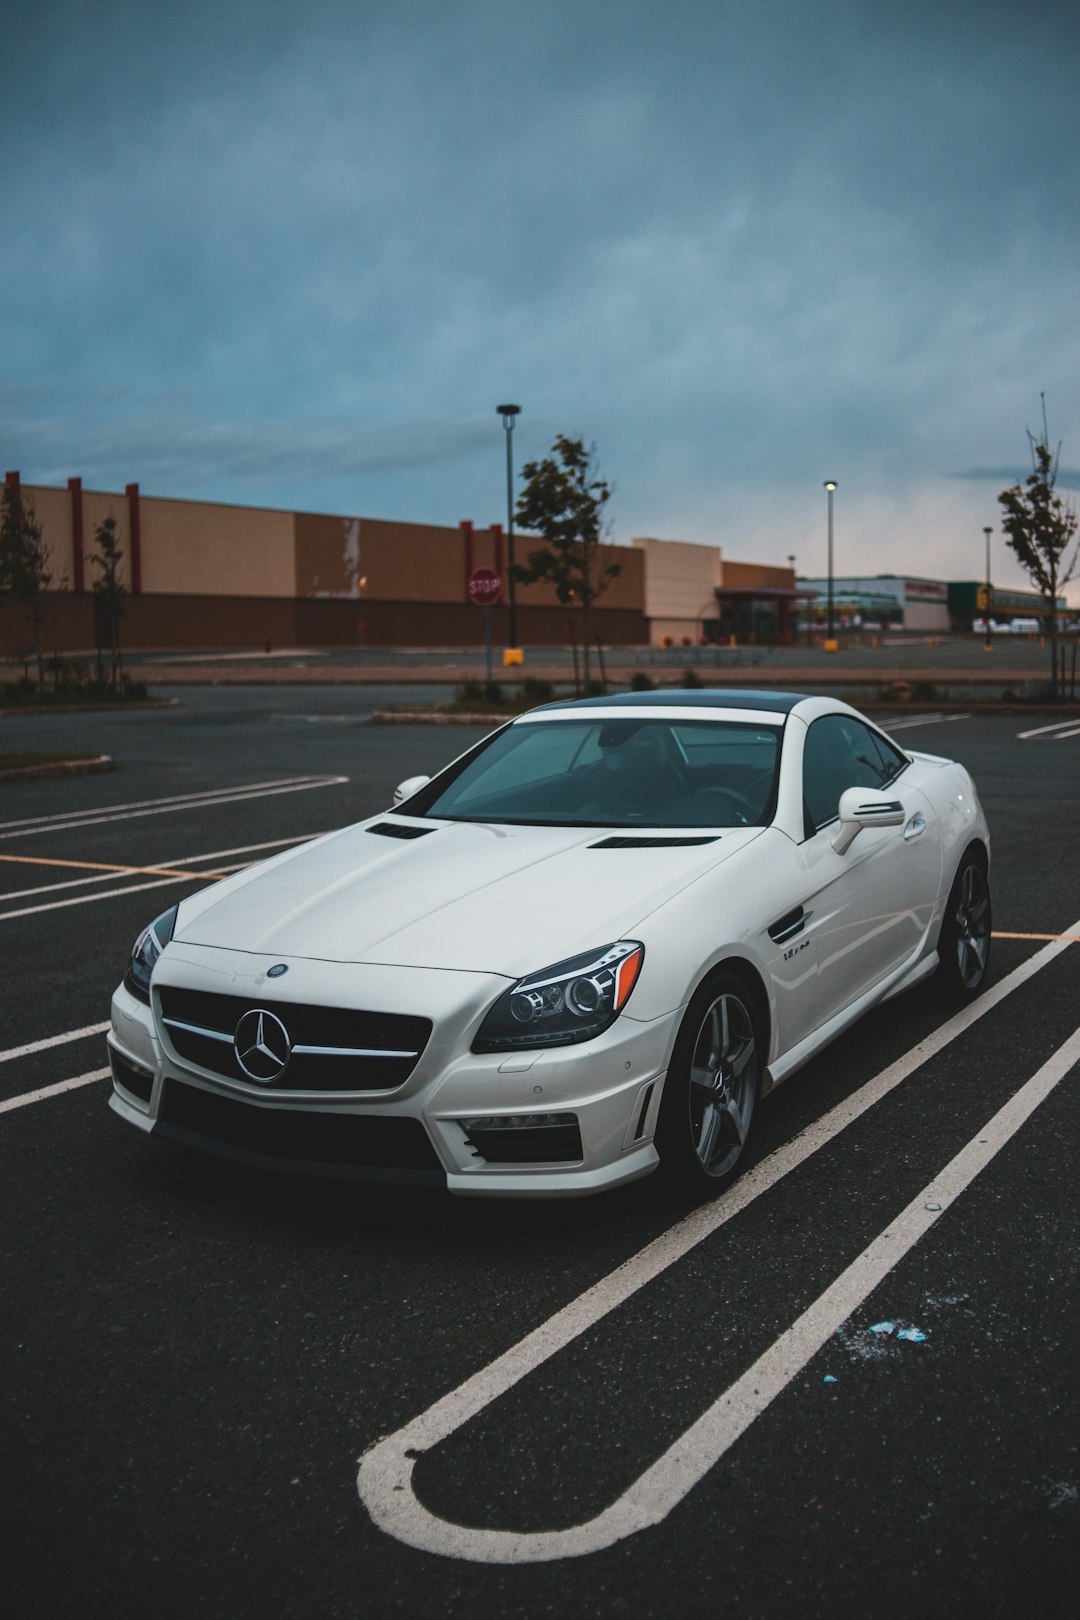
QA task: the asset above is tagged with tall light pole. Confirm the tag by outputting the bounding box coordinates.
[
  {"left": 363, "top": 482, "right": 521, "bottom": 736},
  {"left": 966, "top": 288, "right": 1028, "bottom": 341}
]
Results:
[
  {"left": 787, "top": 553, "right": 797, "bottom": 646},
  {"left": 497, "top": 404, "right": 521, "bottom": 650},
  {"left": 983, "top": 525, "right": 993, "bottom": 652},
  {"left": 823, "top": 481, "right": 837, "bottom": 649}
]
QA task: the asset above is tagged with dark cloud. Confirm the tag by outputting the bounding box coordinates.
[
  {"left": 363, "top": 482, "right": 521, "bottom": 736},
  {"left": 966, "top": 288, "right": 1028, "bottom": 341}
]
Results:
[{"left": 2, "top": 0, "right": 1078, "bottom": 587}]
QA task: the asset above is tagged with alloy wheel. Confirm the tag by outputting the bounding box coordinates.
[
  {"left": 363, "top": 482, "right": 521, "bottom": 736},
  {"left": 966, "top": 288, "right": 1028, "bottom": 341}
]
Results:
[{"left": 687, "top": 992, "right": 757, "bottom": 1178}]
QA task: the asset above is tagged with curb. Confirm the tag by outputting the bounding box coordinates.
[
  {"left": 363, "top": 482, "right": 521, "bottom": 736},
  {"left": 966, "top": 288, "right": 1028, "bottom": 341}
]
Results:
[
  {"left": 0, "top": 754, "right": 115, "bottom": 783},
  {"left": 0, "top": 700, "right": 175, "bottom": 718}
]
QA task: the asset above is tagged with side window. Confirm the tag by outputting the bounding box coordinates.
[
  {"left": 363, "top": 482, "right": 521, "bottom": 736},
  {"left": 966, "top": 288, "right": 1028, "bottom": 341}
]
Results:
[
  {"left": 865, "top": 727, "right": 908, "bottom": 782},
  {"left": 803, "top": 716, "right": 897, "bottom": 831}
]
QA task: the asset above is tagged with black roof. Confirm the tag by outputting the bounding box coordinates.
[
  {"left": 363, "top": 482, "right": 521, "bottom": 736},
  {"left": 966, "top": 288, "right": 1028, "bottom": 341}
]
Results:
[{"left": 537, "top": 689, "right": 805, "bottom": 715}]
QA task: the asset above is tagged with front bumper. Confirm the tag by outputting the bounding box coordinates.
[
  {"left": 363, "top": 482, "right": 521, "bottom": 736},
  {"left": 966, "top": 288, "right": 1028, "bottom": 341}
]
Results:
[{"left": 107, "top": 953, "right": 674, "bottom": 1198}]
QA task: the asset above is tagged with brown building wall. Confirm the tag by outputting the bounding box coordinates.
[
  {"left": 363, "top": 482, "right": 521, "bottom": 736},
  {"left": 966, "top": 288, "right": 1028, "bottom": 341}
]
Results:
[
  {"left": 0, "top": 592, "right": 648, "bottom": 655},
  {"left": 141, "top": 495, "right": 294, "bottom": 597},
  {"left": 721, "top": 560, "right": 794, "bottom": 589},
  {"left": 0, "top": 593, "right": 95, "bottom": 658},
  {"left": 353, "top": 600, "right": 649, "bottom": 647},
  {"left": 0, "top": 476, "right": 661, "bottom": 653}
]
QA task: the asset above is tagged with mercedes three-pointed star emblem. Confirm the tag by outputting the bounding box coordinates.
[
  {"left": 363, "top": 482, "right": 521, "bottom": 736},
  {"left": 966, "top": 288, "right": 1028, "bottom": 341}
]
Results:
[{"left": 233, "top": 1008, "right": 292, "bottom": 1084}]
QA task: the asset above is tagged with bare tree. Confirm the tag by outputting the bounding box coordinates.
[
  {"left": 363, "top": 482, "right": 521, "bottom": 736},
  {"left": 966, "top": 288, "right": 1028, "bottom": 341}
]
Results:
[
  {"left": 512, "top": 435, "right": 619, "bottom": 688},
  {"left": 0, "top": 485, "right": 60, "bottom": 689},
  {"left": 998, "top": 402, "right": 1078, "bottom": 697},
  {"left": 89, "top": 515, "right": 127, "bottom": 689}
]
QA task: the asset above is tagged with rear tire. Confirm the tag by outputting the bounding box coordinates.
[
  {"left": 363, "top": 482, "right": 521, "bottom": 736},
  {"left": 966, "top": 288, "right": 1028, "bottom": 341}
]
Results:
[
  {"left": 654, "top": 970, "right": 761, "bottom": 1198},
  {"left": 936, "top": 851, "right": 991, "bottom": 999}
]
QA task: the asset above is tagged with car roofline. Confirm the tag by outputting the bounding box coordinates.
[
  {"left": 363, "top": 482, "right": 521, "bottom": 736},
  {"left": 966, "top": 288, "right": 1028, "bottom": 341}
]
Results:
[{"left": 531, "top": 688, "right": 806, "bottom": 715}]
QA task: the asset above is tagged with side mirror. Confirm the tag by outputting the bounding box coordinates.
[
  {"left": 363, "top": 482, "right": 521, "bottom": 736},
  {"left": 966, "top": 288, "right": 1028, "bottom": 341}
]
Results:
[
  {"left": 832, "top": 786, "right": 905, "bottom": 854},
  {"left": 392, "top": 774, "right": 431, "bottom": 808}
]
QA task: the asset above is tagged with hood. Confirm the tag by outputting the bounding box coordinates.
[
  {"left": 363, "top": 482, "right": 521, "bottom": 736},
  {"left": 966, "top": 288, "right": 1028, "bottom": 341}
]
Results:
[{"left": 176, "top": 817, "right": 766, "bottom": 978}]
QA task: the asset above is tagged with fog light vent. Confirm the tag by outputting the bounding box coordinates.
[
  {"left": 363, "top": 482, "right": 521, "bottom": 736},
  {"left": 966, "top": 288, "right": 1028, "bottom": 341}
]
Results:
[
  {"left": 109, "top": 1044, "right": 154, "bottom": 1106},
  {"left": 460, "top": 1112, "right": 583, "bottom": 1165}
]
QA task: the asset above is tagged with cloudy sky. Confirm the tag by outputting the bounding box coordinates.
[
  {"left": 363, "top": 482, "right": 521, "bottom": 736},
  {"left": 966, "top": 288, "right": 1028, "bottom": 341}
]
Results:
[{"left": 3, "top": 0, "right": 1078, "bottom": 598}]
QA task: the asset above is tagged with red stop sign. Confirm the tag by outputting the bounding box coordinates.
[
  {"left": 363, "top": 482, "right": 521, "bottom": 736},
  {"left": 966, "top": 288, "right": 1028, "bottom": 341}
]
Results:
[{"left": 467, "top": 567, "right": 503, "bottom": 606}]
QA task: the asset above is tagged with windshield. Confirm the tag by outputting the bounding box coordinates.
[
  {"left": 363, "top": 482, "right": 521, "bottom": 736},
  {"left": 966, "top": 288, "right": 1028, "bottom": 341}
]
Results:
[{"left": 409, "top": 717, "right": 782, "bottom": 828}]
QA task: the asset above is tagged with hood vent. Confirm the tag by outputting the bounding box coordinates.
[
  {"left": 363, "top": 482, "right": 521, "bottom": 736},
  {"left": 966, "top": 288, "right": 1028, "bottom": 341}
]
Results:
[
  {"left": 589, "top": 835, "right": 721, "bottom": 850},
  {"left": 367, "top": 821, "right": 435, "bottom": 840}
]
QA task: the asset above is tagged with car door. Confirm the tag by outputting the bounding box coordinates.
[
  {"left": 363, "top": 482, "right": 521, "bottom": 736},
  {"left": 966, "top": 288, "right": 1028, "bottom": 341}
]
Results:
[{"left": 796, "top": 715, "right": 942, "bottom": 1025}]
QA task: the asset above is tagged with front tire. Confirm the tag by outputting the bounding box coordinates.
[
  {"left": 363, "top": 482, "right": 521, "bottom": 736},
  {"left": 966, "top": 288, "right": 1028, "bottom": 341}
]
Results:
[
  {"left": 936, "top": 851, "right": 991, "bottom": 998},
  {"left": 654, "top": 971, "right": 761, "bottom": 1196}
]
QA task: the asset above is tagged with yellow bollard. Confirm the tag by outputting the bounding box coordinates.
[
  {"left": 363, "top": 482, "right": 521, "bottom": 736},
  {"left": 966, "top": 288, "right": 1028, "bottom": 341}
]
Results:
[{"left": 502, "top": 647, "right": 524, "bottom": 667}]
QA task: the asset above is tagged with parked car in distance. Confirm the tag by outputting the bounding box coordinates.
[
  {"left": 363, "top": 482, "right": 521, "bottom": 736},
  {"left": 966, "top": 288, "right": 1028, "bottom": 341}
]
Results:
[{"left": 108, "top": 690, "right": 991, "bottom": 1199}]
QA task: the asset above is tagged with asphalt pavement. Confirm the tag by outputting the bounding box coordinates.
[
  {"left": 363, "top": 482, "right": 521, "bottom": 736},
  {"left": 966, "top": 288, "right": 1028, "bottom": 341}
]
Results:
[{"left": 1, "top": 688, "right": 1077, "bottom": 1618}]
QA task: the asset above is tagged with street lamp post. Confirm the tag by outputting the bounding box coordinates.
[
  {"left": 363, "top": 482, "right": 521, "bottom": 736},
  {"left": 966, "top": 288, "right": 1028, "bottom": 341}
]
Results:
[
  {"left": 983, "top": 525, "right": 993, "bottom": 652},
  {"left": 787, "top": 553, "right": 797, "bottom": 646},
  {"left": 497, "top": 404, "right": 521, "bottom": 651},
  {"left": 823, "top": 481, "right": 837, "bottom": 649}
]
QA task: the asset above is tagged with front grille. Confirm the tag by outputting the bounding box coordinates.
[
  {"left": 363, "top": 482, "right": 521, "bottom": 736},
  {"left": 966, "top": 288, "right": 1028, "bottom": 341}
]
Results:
[
  {"left": 156, "top": 1079, "right": 444, "bottom": 1183},
  {"left": 156, "top": 987, "right": 431, "bottom": 1093}
]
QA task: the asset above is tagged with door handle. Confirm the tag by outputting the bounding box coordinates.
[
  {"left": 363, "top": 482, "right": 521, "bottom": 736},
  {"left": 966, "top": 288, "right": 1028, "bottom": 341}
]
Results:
[{"left": 903, "top": 813, "right": 927, "bottom": 842}]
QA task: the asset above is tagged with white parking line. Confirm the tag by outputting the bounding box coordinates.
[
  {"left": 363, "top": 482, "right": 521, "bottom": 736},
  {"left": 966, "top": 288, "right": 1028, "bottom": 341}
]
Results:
[
  {"left": 0, "top": 872, "right": 209, "bottom": 922},
  {"left": 0, "top": 832, "right": 319, "bottom": 903},
  {"left": 357, "top": 920, "right": 1080, "bottom": 1564},
  {"left": 0, "top": 1022, "right": 110, "bottom": 1066},
  {"left": 1016, "top": 719, "right": 1080, "bottom": 739},
  {"left": 0, "top": 775, "right": 347, "bottom": 840},
  {"left": 0, "top": 1068, "right": 111, "bottom": 1115},
  {"left": 883, "top": 713, "right": 971, "bottom": 731}
]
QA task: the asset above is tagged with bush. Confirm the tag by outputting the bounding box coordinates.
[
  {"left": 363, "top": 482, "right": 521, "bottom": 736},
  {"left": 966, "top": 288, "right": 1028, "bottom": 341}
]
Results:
[
  {"left": 629, "top": 672, "right": 655, "bottom": 691},
  {"left": 454, "top": 680, "right": 486, "bottom": 707},
  {"left": 521, "top": 677, "right": 554, "bottom": 707},
  {"left": 583, "top": 679, "right": 605, "bottom": 697},
  {"left": 681, "top": 668, "right": 704, "bottom": 689}
]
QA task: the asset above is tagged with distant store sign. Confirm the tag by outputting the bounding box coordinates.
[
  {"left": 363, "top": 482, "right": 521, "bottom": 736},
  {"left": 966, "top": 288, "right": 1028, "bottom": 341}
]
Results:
[{"left": 467, "top": 567, "right": 503, "bottom": 607}]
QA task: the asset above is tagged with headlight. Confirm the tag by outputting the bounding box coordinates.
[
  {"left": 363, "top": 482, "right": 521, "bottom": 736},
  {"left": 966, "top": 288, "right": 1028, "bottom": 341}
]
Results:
[
  {"left": 124, "top": 906, "right": 179, "bottom": 1004},
  {"left": 473, "top": 941, "right": 644, "bottom": 1052}
]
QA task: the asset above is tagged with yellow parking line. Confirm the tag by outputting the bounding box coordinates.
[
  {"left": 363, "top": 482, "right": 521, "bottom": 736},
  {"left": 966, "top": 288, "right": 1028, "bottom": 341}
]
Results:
[
  {"left": 993, "top": 931, "right": 1080, "bottom": 943},
  {"left": 0, "top": 854, "right": 227, "bottom": 881}
]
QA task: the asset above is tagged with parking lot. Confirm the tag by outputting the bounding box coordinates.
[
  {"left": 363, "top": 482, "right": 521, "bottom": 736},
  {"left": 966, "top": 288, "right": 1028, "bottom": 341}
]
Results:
[{"left": 2, "top": 688, "right": 1077, "bottom": 1617}]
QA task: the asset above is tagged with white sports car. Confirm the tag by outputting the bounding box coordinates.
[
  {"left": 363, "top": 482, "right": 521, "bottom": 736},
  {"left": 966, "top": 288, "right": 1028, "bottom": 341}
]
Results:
[{"left": 108, "top": 690, "right": 991, "bottom": 1198}]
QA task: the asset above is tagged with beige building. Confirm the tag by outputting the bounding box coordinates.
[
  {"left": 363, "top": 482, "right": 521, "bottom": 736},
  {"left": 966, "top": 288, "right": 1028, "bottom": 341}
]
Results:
[{"left": 0, "top": 471, "right": 796, "bottom": 652}]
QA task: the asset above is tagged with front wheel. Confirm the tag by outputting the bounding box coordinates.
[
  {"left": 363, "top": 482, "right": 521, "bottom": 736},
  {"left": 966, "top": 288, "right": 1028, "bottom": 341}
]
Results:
[
  {"left": 936, "top": 852, "right": 991, "bottom": 998},
  {"left": 654, "top": 971, "right": 761, "bottom": 1196}
]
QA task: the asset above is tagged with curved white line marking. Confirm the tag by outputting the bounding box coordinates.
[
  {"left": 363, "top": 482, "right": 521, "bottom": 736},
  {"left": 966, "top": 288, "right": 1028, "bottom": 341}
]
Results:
[{"left": 357, "top": 930, "right": 1080, "bottom": 1564}]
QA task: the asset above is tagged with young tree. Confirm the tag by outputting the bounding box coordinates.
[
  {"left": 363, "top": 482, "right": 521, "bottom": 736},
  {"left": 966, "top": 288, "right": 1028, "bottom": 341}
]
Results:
[
  {"left": 512, "top": 434, "right": 619, "bottom": 688},
  {"left": 0, "top": 485, "right": 58, "bottom": 689},
  {"left": 998, "top": 413, "right": 1078, "bottom": 697},
  {"left": 89, "top": 515, "right": 127, "bottom": 689}
]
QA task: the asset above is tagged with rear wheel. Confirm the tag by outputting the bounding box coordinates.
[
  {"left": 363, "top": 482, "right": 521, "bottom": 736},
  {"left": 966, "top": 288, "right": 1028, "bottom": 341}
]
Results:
[
  {"left": 936, "top": 852, "right": 991, "bottom": 998},
  {"left": 655, "top": 971, "right": 761, "bottom": 1196}
]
